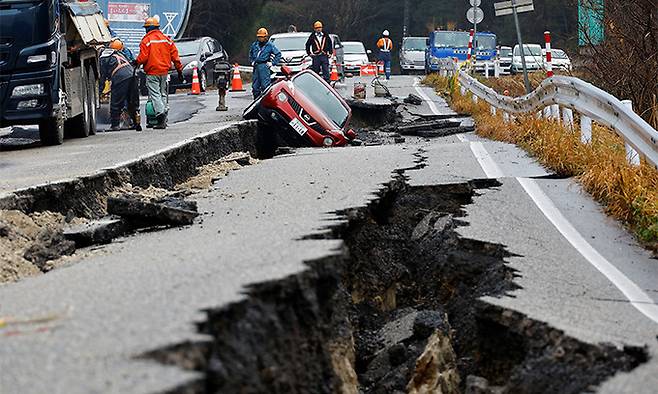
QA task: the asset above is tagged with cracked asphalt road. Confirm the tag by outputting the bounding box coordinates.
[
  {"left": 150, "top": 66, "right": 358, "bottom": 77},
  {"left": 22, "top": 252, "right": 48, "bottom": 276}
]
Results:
[{"left": 1, "top": 75, "right": 657, "bottom": 393}]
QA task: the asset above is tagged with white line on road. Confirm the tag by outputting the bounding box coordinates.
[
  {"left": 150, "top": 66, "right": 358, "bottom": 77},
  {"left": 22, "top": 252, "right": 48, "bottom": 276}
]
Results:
[
  {"left": 413, "top": 78, "right": 441, "bottom": 116},
  {"left": 469, "top": 142, "right": 504, "bottom": 178},
  {"left": 517, "top": 177, "right": 658, "bottom": 324}
]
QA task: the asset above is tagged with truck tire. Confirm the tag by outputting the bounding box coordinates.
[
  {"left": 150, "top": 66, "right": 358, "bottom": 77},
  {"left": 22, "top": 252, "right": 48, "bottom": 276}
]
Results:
[
  {"left": 87, "top": 66, "right": 97, "bottom": 136},
  {"left": 39, "top": 115, "right": 64, "bottom": 146},
  {"left": 66, "top": 67, "right": 91, "bottom": 138}
]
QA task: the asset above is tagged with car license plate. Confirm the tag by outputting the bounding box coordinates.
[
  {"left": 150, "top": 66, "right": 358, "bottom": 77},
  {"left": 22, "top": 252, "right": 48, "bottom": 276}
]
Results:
[{"left": 289, "top": 118, "right": 307, "bottom": 136}]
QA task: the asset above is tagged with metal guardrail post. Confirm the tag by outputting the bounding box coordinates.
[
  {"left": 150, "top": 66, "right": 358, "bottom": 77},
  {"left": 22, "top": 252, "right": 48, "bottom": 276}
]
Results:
[
  {"left": 581, "top": 115, "right": 592, "bottom": 144},
  {"left": 551, "top": 104, "right": 560, "bottom": 122},
  {"left": 622, "top": 100, "right": 641, "bottom": 165},
  {"left": 490, "top": 105, "right": 497, "bottom": 115},
  {"left": 563, "top": 108, "right": 574, "bottom": 129}
]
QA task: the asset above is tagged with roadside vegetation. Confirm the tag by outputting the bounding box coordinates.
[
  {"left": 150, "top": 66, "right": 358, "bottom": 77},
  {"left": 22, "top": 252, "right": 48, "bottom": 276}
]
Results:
[{"left": 424, "top": 73, "right": 658, "bottom": 251}]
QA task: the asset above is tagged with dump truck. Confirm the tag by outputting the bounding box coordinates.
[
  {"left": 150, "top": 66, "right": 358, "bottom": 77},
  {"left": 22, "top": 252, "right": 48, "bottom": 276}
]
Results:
[{"left": 0, "top": 0, "right": 111, "bottom": 145}]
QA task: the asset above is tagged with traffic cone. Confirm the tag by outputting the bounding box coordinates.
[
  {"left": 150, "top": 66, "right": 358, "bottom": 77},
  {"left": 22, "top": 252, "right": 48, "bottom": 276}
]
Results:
[
  {"left": 190, "top": 66, "right": 201, "bottom": 95},
  {"left": 230, "top": 64, "right": 245, "bottom": 92},
  {"left": 330, "top": 63, "right": 339, "bottom": 82}
]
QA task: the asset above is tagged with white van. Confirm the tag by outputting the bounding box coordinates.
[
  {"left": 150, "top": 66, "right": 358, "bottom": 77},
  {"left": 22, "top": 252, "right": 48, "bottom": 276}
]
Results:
[{"left": 511, "top": 44, "right": 543, "bottom": 74}]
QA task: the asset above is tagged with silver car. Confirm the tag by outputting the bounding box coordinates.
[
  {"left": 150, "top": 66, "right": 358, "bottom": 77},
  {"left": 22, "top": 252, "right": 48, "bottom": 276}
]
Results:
[
  {"left": 269, "top": 32, "right": 344, "bottom": 79},
  {"left": 400, "top": 37, "right": 427, "bottom": 74},
  {"left": 342, "top": 41, "right": 371, "bottom": 75}
]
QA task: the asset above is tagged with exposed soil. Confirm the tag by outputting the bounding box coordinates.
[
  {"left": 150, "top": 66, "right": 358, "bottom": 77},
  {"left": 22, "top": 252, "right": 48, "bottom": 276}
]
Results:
[
  {"left": 144, "top": 176, "right": 647, "bottom": 393},
  {"left": 0, "top": 210, "right": 81, "bottom": 282},
  {"left": 0, "top": 151, "right": 260, "bottom": 284}
]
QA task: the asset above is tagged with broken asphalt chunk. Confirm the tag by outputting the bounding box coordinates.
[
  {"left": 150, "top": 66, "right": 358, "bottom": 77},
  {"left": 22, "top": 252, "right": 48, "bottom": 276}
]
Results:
[
  {"left": 107, "top": 194, "right": 199, "bottom": 226},
  {"left": 63, "top": 217, "right": 127, "bottom": 247},
  {"left": 403, "top": 93, "right": 423, "bottom": 106}
]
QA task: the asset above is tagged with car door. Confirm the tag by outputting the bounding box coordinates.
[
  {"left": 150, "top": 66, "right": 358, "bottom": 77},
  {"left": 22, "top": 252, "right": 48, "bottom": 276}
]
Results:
[
  {"left": 202, "top": 40, "right": 218, "bottom": 84},
  {"left": 331, "top": 34, "right": 345, "bottom": 76}
]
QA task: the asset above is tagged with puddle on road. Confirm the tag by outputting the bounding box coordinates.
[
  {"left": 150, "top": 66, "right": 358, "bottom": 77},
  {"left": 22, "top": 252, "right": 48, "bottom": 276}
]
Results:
[{"left": 144, "top": 176, "right": 647, "bottom": 393}]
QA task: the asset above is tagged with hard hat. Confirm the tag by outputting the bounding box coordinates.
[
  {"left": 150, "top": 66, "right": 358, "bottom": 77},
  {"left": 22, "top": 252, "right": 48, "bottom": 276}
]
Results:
[
  {"left": 256, "top": 28, "right": 269, "bottom": 37},
  {"left": 109, "top": 39, "right": 124, "bottom": 51},
  {"left": 383, "top": 30, "right": 390, "bottom": 36},
  {"left": 314, "top": 21, "right": 323, "bottom": 29},
  {"left": 104, "top": 19, "right": 110, "bottom": 27},
  {"left": 143, "top": 16, "right": 160, "bottom": 27}
]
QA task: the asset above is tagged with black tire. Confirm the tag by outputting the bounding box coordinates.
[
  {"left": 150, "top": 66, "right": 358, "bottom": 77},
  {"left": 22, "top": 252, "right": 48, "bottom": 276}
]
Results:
[
  {"left": 39, "top": 115, "right": 64, "bottom": 146},
  {"left": 66, "top": 67, "right": 91, "bottom": 138},
  {"left": 87, "top": 66, "right": 97, "bottom": 136},
  {"left": 200, "top": 69, "right": 207, "bottom": 92}
]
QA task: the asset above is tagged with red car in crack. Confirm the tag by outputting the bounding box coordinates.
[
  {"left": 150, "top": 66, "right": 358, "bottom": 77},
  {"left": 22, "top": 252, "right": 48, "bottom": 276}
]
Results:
[{"left": 243, "top": 68, "right": 357, "bottom": 147}]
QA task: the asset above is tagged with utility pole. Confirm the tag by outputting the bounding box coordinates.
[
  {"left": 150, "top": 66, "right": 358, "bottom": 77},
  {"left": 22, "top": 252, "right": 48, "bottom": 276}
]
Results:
[
  {"left": 403, "top": 0, "right": 410, "bottom": 37},
  {"left": 511, "top": 0, "right": 531, "bottom": 93}
]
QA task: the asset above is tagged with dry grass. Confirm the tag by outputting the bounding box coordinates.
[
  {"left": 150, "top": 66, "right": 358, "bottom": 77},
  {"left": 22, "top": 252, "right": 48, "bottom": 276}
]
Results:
[{"left": 423, "top": 75, "right": 658, "bottom": 250}]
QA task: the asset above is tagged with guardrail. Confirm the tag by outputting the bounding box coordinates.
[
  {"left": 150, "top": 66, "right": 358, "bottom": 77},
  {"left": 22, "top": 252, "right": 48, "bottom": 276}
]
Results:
[{"left": 440, "top": 63, "right": 658, "bottom": 168}]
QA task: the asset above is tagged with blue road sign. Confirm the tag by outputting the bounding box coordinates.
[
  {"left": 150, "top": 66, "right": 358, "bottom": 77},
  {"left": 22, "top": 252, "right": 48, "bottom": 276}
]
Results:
[{"left": 96, "top": 0, "right": 192, "bottom": 54}]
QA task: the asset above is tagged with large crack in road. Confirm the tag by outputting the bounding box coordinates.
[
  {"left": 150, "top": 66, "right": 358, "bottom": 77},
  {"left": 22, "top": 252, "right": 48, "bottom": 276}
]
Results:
[{"left": 143, "top": 159, "right": 647, "bottom": 393}]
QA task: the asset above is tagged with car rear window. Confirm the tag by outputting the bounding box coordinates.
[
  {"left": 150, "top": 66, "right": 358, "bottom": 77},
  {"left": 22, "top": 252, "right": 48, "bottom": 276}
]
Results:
[{"left": 292, "top": 72, "right": 349, "bottom": 128}]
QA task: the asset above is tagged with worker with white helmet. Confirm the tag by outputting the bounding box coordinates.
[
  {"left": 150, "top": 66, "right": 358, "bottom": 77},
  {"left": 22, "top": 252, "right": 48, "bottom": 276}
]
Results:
[{"left": 376, "top": 30, "right": 393, "bottom": 80}]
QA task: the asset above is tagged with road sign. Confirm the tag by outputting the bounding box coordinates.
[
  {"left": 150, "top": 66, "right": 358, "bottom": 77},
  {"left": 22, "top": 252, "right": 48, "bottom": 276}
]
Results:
[
  {"left": 470, "top": 0, "right": 482, "bottom": 6},
  {"left": 494, "top": 0, "right": 534, "bottom": 17},
  {"left": 467, "top": 7, "right": 484, "bottom": 24},
  {"left": 97, "top": 0, "right": 192, "bottom": 55}
]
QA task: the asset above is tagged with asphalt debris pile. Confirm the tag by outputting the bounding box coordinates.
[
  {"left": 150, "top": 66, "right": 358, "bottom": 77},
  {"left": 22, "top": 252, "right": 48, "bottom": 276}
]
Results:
[
  {"left": 145, "top": 178, "right": 647, "bottom": 393},
  {"left": 0, "top": 210, "right": 80, "bottom": 282},
  {"left": 356, "top": 114, "right": 473, "bottom": 145}
]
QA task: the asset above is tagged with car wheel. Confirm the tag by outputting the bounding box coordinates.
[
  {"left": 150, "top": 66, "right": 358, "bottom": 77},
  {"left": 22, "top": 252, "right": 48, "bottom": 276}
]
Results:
[
  {"left": 39, "top": 115, "right": 64, "bottom": 146},
  {"left": 87, "top": 66, "right": 97, "bottom": 136},
  {"left": 200, "top": 69, "right": 207, "bottom": 92}
]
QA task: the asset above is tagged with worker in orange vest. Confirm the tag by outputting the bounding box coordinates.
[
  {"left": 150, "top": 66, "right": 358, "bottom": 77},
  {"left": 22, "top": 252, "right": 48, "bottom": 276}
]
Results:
[
  {"left": 306, "top": 21, "right": 333, "bottom": 82},
  {"left": 136, "top": 16, "right": 184, "bottom": 129},
  {"left": 376, "top": 30, "right": 393, "bottom": 80}
]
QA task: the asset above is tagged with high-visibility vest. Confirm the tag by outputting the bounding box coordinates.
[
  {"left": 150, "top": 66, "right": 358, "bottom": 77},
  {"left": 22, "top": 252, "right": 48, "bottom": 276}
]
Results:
[
  {"left": 111, "top": 53, "right": 131, "bottom": 77},
  {"left": 312, "top": 34, "right": 328, "bottom": 55},
  {"left": 378, "top": 38, "right": 392, "bottom": 52}
]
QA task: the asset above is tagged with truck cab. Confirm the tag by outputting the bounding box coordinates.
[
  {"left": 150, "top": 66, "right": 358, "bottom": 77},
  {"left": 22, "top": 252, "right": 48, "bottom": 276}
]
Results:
[
  {"left": 425, "top": 30, "right": 497, "bottom": 73},
  {"left": 0, "top": 0, "right": 110, "bottom": 145}
]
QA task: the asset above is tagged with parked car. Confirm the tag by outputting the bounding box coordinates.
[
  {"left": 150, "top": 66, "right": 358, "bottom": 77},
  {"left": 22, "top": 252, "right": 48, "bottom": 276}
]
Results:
[
  {"left": 270, "top": 32, "right": 344, "bottom": 79},
  {"left": 497, "top": 46, "right": 512, "bottom": 75},
  {"left": 343, "top": 41, "right": 371, "bottom": 75},
  {"left": 400, "top": 37, "right": 427, "bottom": 74},
  {"left": 543, "top": 48, "right": 572, "bottom": 72},
  {"left": 167, "top": 37, "right": 229, "bottom": 93},
  {"left": 243, "top": 68, "right": 356, "bottom": 148},
  {"left": 511, "top": 44, "right": 543, "bottom": 74}
]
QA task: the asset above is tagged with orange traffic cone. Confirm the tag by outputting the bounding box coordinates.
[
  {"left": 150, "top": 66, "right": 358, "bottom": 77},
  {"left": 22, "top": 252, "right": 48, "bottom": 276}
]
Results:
[
  {"left": 230, "top": 64, "right": 245, "bottom": 92},
  {"left": 189, "top": 66, "right": 201, "bottom": 95},
  {"left": 330, "top": 63, "right": 339, "bottom": 82}
]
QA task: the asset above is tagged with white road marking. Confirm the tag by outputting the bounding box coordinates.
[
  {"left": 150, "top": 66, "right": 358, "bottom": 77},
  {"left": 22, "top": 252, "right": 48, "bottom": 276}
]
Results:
[
  {"left": 517, "top": 177, "right": 658, "bottom": 324},
  {"left": 413, "top": 78, "right": 441, "bottom": 116},
  {"left": 413, "top": 78, "right": 658, "bottom": 323},
  {"left": 469, "top": 141, "right": 504, "bottom": 178}
]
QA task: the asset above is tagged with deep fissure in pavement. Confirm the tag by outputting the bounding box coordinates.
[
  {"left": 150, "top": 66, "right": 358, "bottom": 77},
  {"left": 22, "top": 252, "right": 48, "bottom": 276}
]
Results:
[{"left": 146, "top": 177, "right": 647, "bottom": 393}]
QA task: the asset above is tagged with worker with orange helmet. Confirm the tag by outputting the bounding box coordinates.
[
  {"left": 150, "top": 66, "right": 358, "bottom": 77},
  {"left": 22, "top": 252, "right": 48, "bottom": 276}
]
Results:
[
  {"left": 136, "top": 15, "right": 183, "bottom": 129},
  {"left": 103, "top": 18, "right": 135, "bottom": 62},
  {"left": 305, "top": 20, "right": 333, "bottom": 82},
  {"left": 100, "top": 39, "right": 140, "bottom": 131},
  {"left": 249, "top": 27, "right": 281, "bottom": 99}
]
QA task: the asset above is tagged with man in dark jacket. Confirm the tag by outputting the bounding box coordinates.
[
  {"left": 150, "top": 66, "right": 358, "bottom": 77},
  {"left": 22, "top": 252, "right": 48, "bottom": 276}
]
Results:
[
  {"left": 100, "top": 39, "right": 139, "bottom": 131},
  {"left": 305, "top": 21, "right": 333, "bottom": 82}
]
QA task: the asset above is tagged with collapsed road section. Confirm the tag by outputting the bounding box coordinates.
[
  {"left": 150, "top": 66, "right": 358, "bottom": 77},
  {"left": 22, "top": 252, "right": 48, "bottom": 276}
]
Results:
[{"left": 146, "top": 173, "right": 646, "bottom": 393}]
